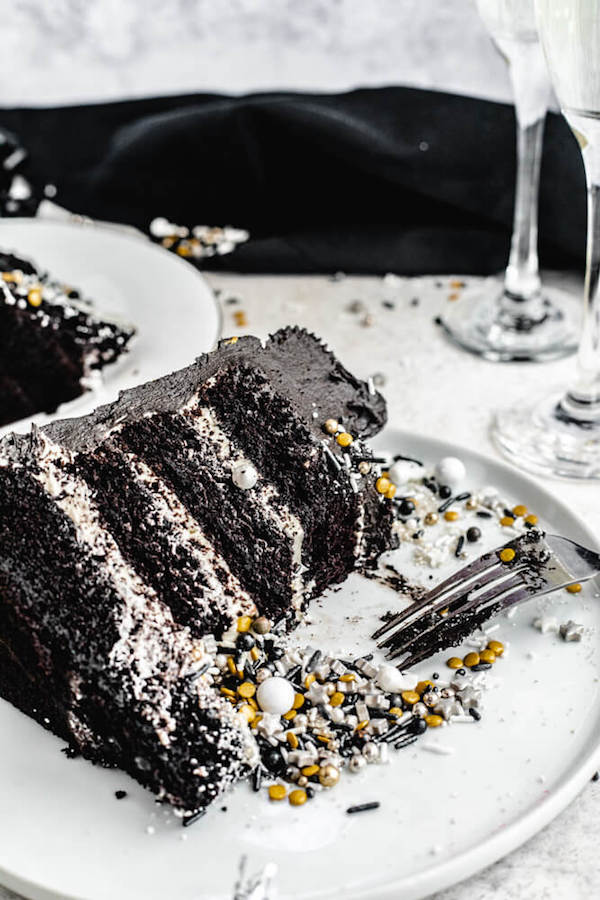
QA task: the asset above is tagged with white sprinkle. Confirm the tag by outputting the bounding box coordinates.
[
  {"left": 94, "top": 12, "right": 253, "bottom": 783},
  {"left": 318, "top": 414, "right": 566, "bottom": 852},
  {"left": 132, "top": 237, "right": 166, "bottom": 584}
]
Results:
[{"left": 422, "top": 743, "right": 455, "bottom": 756}]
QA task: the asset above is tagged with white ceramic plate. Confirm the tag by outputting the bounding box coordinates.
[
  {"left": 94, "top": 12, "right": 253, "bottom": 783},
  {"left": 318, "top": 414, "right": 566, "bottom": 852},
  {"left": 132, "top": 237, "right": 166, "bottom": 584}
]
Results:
[
  {"left": 0, "top": 429, "right": 599, "bottom": 900},
  {"left": 0, "top": 219, "right": 221, "bottom": 437}
]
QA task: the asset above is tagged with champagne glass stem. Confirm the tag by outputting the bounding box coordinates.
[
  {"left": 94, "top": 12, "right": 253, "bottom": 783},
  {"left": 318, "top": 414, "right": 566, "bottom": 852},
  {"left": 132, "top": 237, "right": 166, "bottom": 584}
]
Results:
[
  {"left": 501, "top": 42, "right": 550, "bottom": 317},
  {"left": 503, "top": 115, "right": 544, "bottom": 303},
  {"left": 563, "top": 138, "right": 600, "bottom": 416}
]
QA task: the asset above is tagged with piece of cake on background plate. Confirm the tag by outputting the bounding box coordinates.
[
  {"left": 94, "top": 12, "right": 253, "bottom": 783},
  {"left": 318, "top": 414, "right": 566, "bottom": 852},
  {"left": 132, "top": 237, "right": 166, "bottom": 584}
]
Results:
[{"left": 0, "top": 249, "right": 135, "bottom": 427}]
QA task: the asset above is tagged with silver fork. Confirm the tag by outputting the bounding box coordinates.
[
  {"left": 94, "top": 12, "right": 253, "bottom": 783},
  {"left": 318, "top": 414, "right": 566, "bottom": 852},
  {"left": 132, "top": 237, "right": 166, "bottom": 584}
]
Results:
[{"left": 372, "top": 530, "right": 600, "bottom": 668}]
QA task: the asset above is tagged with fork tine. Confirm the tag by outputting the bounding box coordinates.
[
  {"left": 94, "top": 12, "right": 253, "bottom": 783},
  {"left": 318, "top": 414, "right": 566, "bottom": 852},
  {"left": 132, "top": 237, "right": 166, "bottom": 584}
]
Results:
[
  {"left": 371, "top": 552, "right": 502, "bottom": 641},
  {"left": 384, "top": 573, "right": 525, "bottom": 660},
  {"left": 376, "top": 563, "right": 515, "bottom": 650}
]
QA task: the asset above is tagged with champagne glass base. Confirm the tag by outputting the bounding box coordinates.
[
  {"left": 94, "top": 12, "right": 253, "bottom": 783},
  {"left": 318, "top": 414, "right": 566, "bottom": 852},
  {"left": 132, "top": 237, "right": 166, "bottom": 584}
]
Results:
[
  {"left": 439, "top": 279, "right": 580, "bottom": 362},
  {"left": 492, "top": 393, "right": 600, "bottom": 480}
]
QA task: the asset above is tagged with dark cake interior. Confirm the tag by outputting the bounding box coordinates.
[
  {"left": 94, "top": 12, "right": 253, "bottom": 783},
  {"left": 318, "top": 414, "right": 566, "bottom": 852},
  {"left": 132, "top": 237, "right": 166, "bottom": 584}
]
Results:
[
  {"left": 0, "top": 250, "right": 135, "bottom": 427},
  {"left": 0, "top": 327, "right": 396, "bottom": 814}
]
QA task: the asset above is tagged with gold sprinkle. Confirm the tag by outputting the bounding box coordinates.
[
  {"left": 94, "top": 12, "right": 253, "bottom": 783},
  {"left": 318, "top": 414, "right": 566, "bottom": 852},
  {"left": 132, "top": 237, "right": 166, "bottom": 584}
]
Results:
[
  {"left": 401, "top": 690, "right": 420, "bottom": 705},
  {"left": 289, "top": 789, "right": 307, "bottom": 806},
  {"left": 330, "top": 692, "right": 344, "bottom": 707},
  {"left": 301, "top": 764, "right": 319, "bottom": 777},
  {"left": 238, "top": 682, "right": 256, "bottom": 699},
  {"left": 386, "top": 484, "right": 397, "bottom": 499},
  {"left": 268, "top": 784, "right": 287, "bottom": 801},
  {"left": 237, "top": 615, "right": 252, "bottom": 633},
  {"left": 415, "top": 680, "right": 434, "bottom": 695},
  {"left": 525, "top": 514, "right": 538, "bottom": 525},
  {"left": 355, "top": 720, "right": 369, "bottom": 731},
  {"left": 499, "top": 548, "right": 515, "bottom": 562},
  {"left": 287, "top": 731, "right": 299, "bottom": 749},
  {"left": 220, "top": 687, "right": 236, "bottom": 698},
  {"left": 250, "top": 646, "right": 260, "bottom": 662},
  {"left": 339, "top": 673, "right": 355, "bottom": 683},
  {"left": 389, "top": 706, "right": 404, "bottom": 717},
  {"left": 464, "top": 652, "right": 480, "bottom": 668},
  {"left": 512, "top": 504, "right": 528, "bottom": 517},
  {"left": 566, "top": 582, "right": 582, "bottom": 593},
  {"left": 448, "top": 292, "right": 460, "bottom": 302},
  {"left": 27, "top": 287, "right": 43, "bottom": 307},
  {"left": 226, "top": 657, "right": 237, "bottom": 675},
  {"left": 425, "top": 714, "right": 443, "bottom": 727},
  {"left": 446, "top": 656, "right": 463, "bottom": 670},
  {"left": 444, "top": 510, "right": 459, "bottom": 521},
  {"left": 239, "top": 704, "right": 255, "bottom": 723},
  {"left": 293, "top": 693, "right": 305, "bottom": 709},
  {"left": 480, "top": 649, "right": 496, "bottom": 664},
  {"left": 282, "top": 709, "right": 296, "bottom": 721},
  {"left": 487, "top": 640, "right": 504, "bottom": 656},
  {"left": 233, "top": 310, "right": 248, "bottom": 327},
  {"left": 305, "top": 673, "right": 316, "bottom": 689},
  {"left": 500, "top": 516, "right": 515, "bottom": 527},
  {"left": 223, "top": 336, "right": 239, "bottom": 344}
]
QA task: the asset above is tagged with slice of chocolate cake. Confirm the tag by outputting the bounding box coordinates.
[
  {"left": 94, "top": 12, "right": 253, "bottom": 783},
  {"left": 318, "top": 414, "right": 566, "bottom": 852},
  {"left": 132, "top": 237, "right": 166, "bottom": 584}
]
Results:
[
  {"left": 0, "top": 328, "right": 396, "bottom": 814},
  {"left": 0, "top": 250, "right": 135, "bottom": 427}
]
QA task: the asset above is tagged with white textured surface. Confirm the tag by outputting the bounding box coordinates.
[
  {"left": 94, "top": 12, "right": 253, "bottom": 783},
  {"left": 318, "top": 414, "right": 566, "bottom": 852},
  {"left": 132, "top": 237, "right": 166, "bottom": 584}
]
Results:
[
  {"left": 0, "top": 270, "right": 599, "bottom": 898},
  {"left": 0, "top": 0, "right": 515, "bottom": 106}
]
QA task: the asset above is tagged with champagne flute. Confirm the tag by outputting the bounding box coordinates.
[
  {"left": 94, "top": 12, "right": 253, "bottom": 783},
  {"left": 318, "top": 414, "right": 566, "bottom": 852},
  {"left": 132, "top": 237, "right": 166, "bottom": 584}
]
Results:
[
  {"left": 440, "top": 0, "right": 579, "bottom": 362},
  {"left": 493, "top": 0, "right": 600, "bottom": 478}
]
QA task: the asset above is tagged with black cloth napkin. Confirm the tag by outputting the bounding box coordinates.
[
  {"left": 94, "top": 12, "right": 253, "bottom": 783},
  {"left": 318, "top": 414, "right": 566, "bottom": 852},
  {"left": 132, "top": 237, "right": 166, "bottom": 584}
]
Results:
[{"left": 0, "top": 87, "right": 586, "bottom": 275}]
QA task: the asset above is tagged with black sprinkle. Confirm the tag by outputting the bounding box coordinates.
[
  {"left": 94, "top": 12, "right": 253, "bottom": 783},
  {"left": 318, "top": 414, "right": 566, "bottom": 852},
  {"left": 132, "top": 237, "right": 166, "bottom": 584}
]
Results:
[
  {"left": 347, "top": 802, "right": 380, "bottom": 814},
  {"left": 392, "top": 453, "right": 423, "bottom": 466},
  {"left": 356, "top": 456, "right": 388, "bottom": 464},
  {"left": 382, "top": 300, "right": 395, "bottom": 309},
  {"left": 306, "top": 650, "right": 322, "bottom": 673},
  {"left": 476, "top": 511, "right": 493, "bottom": 519},
  {"left": 62, "top": 745, "right": 79, "bottom": 759},
  {"left": 412, "top": 530, "right": 424, "bottom": 539},
  {"left": 504, "top": 508, "right": 515, "bottom": 519},
  {"left": 115, "top": 790, "right": 127, "bottom": 800},
  {"left": 455, "top": 535, "right": 465, "bottom": 557},
  {"left": 286, "top": 664, "right": 302, "bottom": 683},
  {"left": 469, "top": 707, "right": 481, "bottom": 721},
  {"left": 395, "top": 734, "right": 419, "bottom": 750},
  {"left": 362, "top": 653, "right": 374, "bottom": 661},
  {"left": 455, "top": 492, "right": 471, "bottom": 502},
  {"left": 470, "top": 662, "right": 492, "bottom": 671},
  {"left": 438, "top": 496, "right": 455, "bottom": 513},
  {"left": 592, "top": 771, "right": 599, "bottom": 782},
  {"left": 434, "top": 316, "right": 442, "bottom": 325},
  {"left": 457, "top": 668, "right": 466, "bottom": 676},
  {"left": 183, "top": 810, "right": 207, "bottom": 827},
  {"left": 306, "top": 787, "right": 315, "bottom": 798},
  {"left": 252, "top": 766, "right": 262, "bottom": 792}
]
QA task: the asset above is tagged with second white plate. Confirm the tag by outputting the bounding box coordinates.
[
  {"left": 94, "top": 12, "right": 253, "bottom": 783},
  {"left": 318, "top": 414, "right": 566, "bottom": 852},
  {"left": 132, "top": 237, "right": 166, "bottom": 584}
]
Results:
[{"left": 0, "top": 218, "right": 221, "bottom": 437}]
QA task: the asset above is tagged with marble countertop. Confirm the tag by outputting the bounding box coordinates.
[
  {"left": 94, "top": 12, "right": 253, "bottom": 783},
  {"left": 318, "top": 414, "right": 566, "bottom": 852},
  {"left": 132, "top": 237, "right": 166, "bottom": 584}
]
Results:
[{"left": 1, "top": 268, "right": 598, "bottom": 900}]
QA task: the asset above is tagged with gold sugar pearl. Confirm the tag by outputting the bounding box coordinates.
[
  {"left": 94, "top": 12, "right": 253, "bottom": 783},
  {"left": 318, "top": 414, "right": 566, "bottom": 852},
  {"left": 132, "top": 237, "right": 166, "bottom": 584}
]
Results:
[
  {"left": 319, "top": 764, "right": 340, "bottom": 787},
  {"left": 499, "top": 548, "right": 515, "bottom": 563},
  {"left": 237, "top": 615, "right": 252, "bottom": 633},
  {"left": 358, "top": 461, "right": 371, "bottom": 475},
  {"left": 237, "top": 681, "right": 256, "bottom": 699},
  {"left": 401, "top": 690, "right": 420, "bottom": 705},
  {"left": 424, "top": 512, "right": 438, "bottom": 526},
  {"left": 444, "top": 510, "right": 459, "bottom": 521},
  {"left": 566, "top": 583, "right": 582, "bottom": 594},
  {"left": 375, "top": 476, "right": 391, "bottom": 495},
  {"left": 500, "top": 516, "right": 515, "bottom": 527},
  {"left": 487, "top": 640, "right": 504, "bottom": 656},
  {"left": 464, "top": 652, "right": 480, "bottom": 668},
  {"left": 512, "top": 504, "right": 528, "bottom": 517},
  {"left": 27, "top": 287, "right": 43, "bottom": 307},
  {"left": 525, "top": 514, "right": 538, "bottom": 526},
  {"left": 324, "top": 418, "right": 339, "bottom": 434},
  {"left": 268, "top": 784, "right": 287, "bottom": 801},
  {"left": 425, "top": 714, "right": 443, "bottom": 727},
  {"left": 337, "top": 432, "right": 353, "bottom": 447},
  {"left": 176, "top": 242, "right": 192, "bottom": 257},
  {"left": 446, "top": 656, "right": 463, "bottom": 670},
  {"left": 465, "top": 498, "right": 478, "bottom": 510},
  {"left": 288, "top": 788, "right": 307, "bottom": 806},
  {"left": 252, "top": 616, "right": 271, "bottom": 635},
  {"left": 480, "top": 649, "right": 496, "bottom": 664}
]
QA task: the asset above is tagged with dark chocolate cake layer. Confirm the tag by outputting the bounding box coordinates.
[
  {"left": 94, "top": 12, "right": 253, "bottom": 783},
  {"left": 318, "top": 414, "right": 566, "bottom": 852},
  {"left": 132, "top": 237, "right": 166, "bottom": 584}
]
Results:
[
  {"left": 0, "top": 327, "right": 396, "bottom": 812},
  {"left": 0, "top": 250, "right": 135, "bottom": 427}
]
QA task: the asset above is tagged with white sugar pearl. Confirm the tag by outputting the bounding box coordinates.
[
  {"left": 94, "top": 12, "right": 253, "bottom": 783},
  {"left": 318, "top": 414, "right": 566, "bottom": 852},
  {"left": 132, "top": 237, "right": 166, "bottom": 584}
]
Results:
[
  {"left": 232, "top": 461, "right": 258, "bottom": 490},
  {"left": 376, "top": 664, "right": 410, "bottom": 693},
  {"left": 435, "top": 456, "right": 466, "bottom": 487},
  {"left": 256, "top": 676, "right": 295, "bottom": 715},
  {"left": 149, "top": 216, "right": 174, "bottom": 237},
  {"left": 388, "top": 460, "right": 422, "bottom": 486}
]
